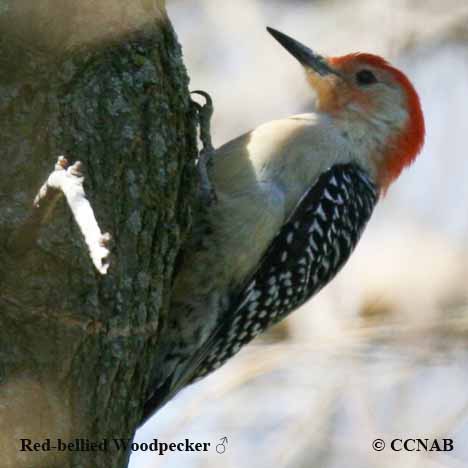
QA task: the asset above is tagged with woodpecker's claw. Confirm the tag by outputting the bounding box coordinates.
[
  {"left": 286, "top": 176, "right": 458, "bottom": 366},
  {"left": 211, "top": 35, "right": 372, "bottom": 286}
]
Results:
[
  {"left": 191, "top": 90, "right": 213, "bottom": 109},
  {"left": 191, "top": 90, "right": 217, "bottom": 205},
  {"left": 191, "top": 90, "right": 214, "bottom": 153}
]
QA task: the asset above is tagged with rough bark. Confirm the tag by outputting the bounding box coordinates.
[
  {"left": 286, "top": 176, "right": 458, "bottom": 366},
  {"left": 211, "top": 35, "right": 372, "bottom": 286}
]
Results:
[{"left": 0, "top": 1, "right": 197, "bottom": 467}]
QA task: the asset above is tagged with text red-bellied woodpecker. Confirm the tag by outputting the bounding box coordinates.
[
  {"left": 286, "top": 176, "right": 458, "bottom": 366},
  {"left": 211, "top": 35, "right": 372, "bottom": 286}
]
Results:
[{"left": 142, "top": 27, "right": 425, "bottom": 422}]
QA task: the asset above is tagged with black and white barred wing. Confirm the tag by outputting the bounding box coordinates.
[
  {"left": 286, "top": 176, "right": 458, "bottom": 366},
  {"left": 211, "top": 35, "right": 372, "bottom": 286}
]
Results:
[
  {"left": 143, "top": 163, "right": 377, "bottom": 419},
  {"left": 192, "top": 163, "right": 377, "bottom": 380}
]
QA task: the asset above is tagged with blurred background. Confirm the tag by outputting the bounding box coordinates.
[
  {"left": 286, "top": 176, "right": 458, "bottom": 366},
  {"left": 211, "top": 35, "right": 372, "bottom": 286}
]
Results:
[{"left": 131, "top": 1, "right": 468, "bottom": 467}]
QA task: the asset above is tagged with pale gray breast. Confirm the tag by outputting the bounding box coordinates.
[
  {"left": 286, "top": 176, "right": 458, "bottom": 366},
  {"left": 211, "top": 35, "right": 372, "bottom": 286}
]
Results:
[{"left": 209, "top": 180, "right": 286, "bottom": 288}]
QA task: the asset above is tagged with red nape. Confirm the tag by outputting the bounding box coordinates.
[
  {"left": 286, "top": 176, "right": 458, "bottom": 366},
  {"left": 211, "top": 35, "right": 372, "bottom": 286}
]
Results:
[{"left": 331, "top": 53, "right": 425, "bottom": 192}]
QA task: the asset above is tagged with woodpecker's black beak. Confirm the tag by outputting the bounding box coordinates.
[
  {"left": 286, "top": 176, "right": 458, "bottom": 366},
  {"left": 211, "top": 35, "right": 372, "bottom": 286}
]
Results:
[{"left": 267, "top": 27, "right": 338, "bottom": 77}]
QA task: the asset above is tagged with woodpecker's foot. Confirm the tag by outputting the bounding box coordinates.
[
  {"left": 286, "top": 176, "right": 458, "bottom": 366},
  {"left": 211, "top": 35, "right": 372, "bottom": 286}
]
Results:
[
  {"left": 191, "top": 90, "right": 217, "bottom": 205},
  {"left": 191, "top": 90, "right": 214, "bottom": 154}
]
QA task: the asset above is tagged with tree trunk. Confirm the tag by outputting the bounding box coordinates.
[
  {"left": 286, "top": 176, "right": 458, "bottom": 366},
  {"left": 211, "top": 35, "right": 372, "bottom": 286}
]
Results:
[{"left": 0, "top": 1, "right": 197, "bottom": 466}]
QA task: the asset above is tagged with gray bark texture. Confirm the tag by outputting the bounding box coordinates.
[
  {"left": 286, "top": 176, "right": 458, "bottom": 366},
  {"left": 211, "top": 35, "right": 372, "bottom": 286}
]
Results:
[{"left": 0, "top": 1, "right": 197, "bottom": 467}]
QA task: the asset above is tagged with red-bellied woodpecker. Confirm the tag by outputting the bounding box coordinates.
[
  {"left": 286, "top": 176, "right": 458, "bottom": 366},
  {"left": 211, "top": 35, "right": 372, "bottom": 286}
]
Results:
[{"left": 142, "top": 27, "right": 425, "bottom": 421}]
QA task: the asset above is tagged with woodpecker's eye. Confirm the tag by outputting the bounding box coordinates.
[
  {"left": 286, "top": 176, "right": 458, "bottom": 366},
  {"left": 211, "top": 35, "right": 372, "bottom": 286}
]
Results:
[{"left": 356, "top": 69, "right": 377, "bottom": 85}]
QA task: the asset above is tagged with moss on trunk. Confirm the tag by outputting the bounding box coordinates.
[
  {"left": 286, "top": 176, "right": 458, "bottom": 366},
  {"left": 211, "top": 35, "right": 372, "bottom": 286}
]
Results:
[{"left": 0, "top": 1, "right": 197, "bottom": 466}]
